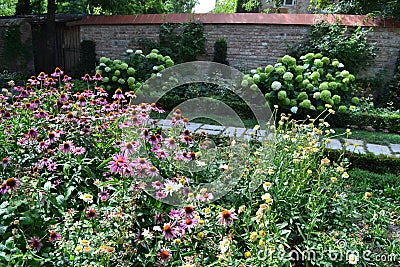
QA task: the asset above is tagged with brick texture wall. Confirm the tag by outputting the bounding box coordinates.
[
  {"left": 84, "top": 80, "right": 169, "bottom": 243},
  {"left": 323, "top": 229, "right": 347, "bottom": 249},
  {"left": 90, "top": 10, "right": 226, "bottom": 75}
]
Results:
[{"left": 74, "top": 13, "right": 400, "bottom": 78}]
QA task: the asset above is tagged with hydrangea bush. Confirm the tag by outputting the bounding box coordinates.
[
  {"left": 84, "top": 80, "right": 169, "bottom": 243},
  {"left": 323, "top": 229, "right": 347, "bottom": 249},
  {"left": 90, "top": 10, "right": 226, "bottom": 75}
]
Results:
[
  {"left": 245, "top": 53, "right": 358, "bottom": 114},
  {"left": 96, "top": 49, "right": 174, "bottom": 95},
  {"left": 0, "top": 69, "right": 398, "bottom": 266}
]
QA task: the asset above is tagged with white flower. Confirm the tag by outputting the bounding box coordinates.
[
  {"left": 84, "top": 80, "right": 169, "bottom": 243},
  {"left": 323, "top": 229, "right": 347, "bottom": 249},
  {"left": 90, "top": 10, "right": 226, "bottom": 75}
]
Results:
[
  {"left": 290, "top": 106, "right": 298, "bottom": 114},
  {"left": 153, "top": 226, "right": 162, "bottom": 232},
  {"left": 338, "top": 63, "right": 344, "bottom": 68},
  {"left": 253, "top": 74, "right": 260, "bottom": 79},
  {"left": 156, "top": 73, "right": 162, "bottom": 77},
  {"left": 342, "top": 172, "right": 349, "bottom": 178},
  {"left": 271, "top": 81, "right": 282, "bottom": 91},
  {"left": 348, "top": 253, "right": 359, "bottom": 265},
  {"left": 79, "top": 193, "right": 93, "bottom": 203},
  {"left": 126, "top": 49, "right": 134, "bottom": 54},
  {"left": 153, "top": 66, "right": 159, "bottom": 71},
  {"left": 142, "top": 228, "right": 154, "bottom": 239},
  {"left": 135, "top": 50, "right": 143, "bottom": 54},
  {"left": 263, "top": 182, "right": 272, "bottom": 191},
  {"left": 250, "top": 69, "right": 257, "bottom": 74},
  {"left": 219, "top": 238, "right": 230, "bottom": 254},
  {"left": 253, "top": 125, "right": 260, "bottom": 131},
  {"left": 219, "top": 164, "right": 229, "bottom": 171},
  {"left": 196, "top": 161, "right": 206, "bottom": 167}
]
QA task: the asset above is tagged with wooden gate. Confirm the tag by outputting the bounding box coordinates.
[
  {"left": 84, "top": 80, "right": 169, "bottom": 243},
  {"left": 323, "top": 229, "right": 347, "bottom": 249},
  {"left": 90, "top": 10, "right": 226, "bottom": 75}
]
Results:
[{"left": 61, "top": 25, "right": 80, "bottom": 73}]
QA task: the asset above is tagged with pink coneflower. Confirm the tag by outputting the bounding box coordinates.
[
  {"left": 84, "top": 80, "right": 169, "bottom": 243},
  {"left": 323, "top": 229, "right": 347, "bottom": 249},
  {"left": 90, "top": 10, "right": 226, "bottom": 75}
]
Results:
[
  {"left": 37, "top": 72, "right": 48, "bottom": 81},
  {"left": 181, "top": 135, "right": 193, "bottom": 145},
  {"left": 162, "top": 224, "right": 177, "bottom": 240},
  {"left": 39, "top": 157, "right": 52, "bottom": 167},
  {"left": 34, "top": 110, "right": 48, "bottom": 119},
  {"left": 155, "top": 191, "right": 167, "bottom": 200},
  {"left": 77, "top": 95, "right": 87, "bottom": 107},
  {"left": 132, "top": 157, "right": 151, "bottom": 168},
  {"left": 101, "top": 104, "right": 113, "bottom": 112},
  {"left": 99, "top": 190, "right": 110, "bottom": 202},
  {"left": 2, "top": 157, "right": 10, "bottom": 168},
  {"left": 96, "top": 87, "right": 108, "bottom": 97},
  {"left": 62, "top": 75, "right": 72, "bottom": 82},
  {"left": 73, "top": 146, "right": 86, "bottom": 156},
  {"left": 158, "top": 248, "right": 172, "bottom": 264},
  {"left": 81, "top": 74, "right": 92, "bottom": 81},
  {"left": 38, "top": 140, "right": 50, "bottom": 151},
  {"left": 156, "top": 149, "right": 169, "bottom": 159},
  {"left": 112, "top": 88, "right": 125, "bottom": 100},
  {"left": 164, "top": 138, "right": 177, "bottom": 150},
  {"left": 125, "top": 91, "right": 136, "bottom": 98},
  {"left": 96, "top": 97, "right": 107, "bottom": 105},
  {"left": 146, "top": 166, "right": 159, "bottom": 177},
  {"left": 47, "top": 162, "right": 58, "bottom": 172},
  {"left": 109, "top": 154, "right": 131, "bottom": 176},
  {"left": 181, "top": 218, "right": 198, "bottom": 229},
  {"left": 47, "top": 131, "right": 58, "bottom": 143},
  {"left": 198, "top": 192, "right": 214, "bottom": 202},
  {"left": 121, "top": 141, "right": 139, "bottom": 155},
  {"left": 27, "top": 128, "right": 38, "bottom": 139},
  {"left": 152, "top": 181, "right": 163, "bottom": 189},
  {"left": 168, "top": 209, "right": 181, "bottom": 220},
  {"left": 183, "top": 205, "right": 195, "bottom": 218},
  {"left": 148, "top": 135, "right": 159, "bottom": 145},
  {"left": 62, "top": 101, "right": 72, "bottom": 110},
  {"left": 92, "top": 72, "right": 103, "bottom": 81},
  {"left": 85, "top": 207, "right": 98, "bottom": 219},
  {"left": 59, "top": 93, "right": 68, "bottom": 102},
  {"left": 51, "top": 67, "right": 63, "bottom": 77},
  {"left": 218, "top": 209, "right": 238, "bottom": 226},
  {"left": 4, "top": 111, "right": 12, "bottom": 120},
  {"left": 59, "top": 141, "right": 74, "bottom": 153},
  {"left": 44, "top": 77, "right": 56, "bottom": 86},
  {"left": 28, "top": 236, "right": 43, "bottom": 252},
  {"left": 49, "top": 231, "right": 61, "bottom": 242},
  {"left": 5, "top": 177, "right": 21, "bottom": 191}
]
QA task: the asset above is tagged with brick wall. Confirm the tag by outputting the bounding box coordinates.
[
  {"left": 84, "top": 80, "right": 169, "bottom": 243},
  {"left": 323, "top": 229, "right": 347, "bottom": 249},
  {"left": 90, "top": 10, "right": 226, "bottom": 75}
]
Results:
[{"left": 74, "top": 13, "right": 400, "bottom": 79}]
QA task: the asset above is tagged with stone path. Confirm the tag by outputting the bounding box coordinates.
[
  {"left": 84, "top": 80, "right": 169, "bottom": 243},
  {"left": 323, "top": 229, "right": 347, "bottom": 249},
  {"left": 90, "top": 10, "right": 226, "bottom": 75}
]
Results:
[{"left": 157, "top": 120, "right": 400, "bottom": 158}]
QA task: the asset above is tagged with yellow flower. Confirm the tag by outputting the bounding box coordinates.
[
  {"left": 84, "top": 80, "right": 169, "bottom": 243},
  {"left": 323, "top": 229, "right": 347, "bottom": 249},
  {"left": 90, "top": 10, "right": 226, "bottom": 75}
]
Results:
[
  {"left": 263, "top": 182, "right": 272, "bottom": 191},
  {"left": 253, "top": 125, "right": 260, "bottom": 131},
  {"left": 249, "top": 232, "right": 258, "bottom": 242},
  {"left": 365, "top": 192, "right": 372, "bottom": 199},
  {"left": 238, "top": 205, "right": 246, "bottom": 214},
  {"left": 321, "top": 158, "right": 330, "bottom": 166},
  {"left": 342, "top": 172, "right": 349, "bottom": 178},
  {"left": 259, "top": 240, "right": 266, "bottom": 247},
  {"left": 83, "top": 246, "right": 93, "bottom": 253},
  {"left": 175, "top": 239, "right": 181, "bottom": 245},
  {"left": 307, "top": 170, "right": 313, "bottom": 174},
  {"left": 244, "top": 251, "right": 251, "bottom": 258},
  {"left": 346, "top": 128, "right": 352, "bottom": 134},
  {"left": 330, "top": 177, "right": 337, "bottom": 182},
  {"left": 259, "top": 230, "right": 265, "bottom": 236},
  {"left": 268, "top": 169, "right": 275, "bottom": 175},
  {"left": 74, "top": 245, "right": 83, "bottom": 254},
  {"left": 197, "top": 232, "right": 205, "bottom": 238}
]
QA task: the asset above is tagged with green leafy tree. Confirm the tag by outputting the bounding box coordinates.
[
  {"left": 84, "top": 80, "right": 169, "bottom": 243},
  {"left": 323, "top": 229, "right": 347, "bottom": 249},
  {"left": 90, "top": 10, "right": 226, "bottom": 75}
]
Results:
[
  {"left": 213, "top": 0, "right": 237, "bottom": 13},
  {"left": 0, "top": 0, "right": 17, "bottom": 15}
]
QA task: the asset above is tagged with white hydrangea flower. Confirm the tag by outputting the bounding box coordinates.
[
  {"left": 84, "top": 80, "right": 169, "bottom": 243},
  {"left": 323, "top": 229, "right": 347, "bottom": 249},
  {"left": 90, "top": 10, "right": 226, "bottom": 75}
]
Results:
[{"left": 271, "top": 81, "right": 282, "bottom": 91}]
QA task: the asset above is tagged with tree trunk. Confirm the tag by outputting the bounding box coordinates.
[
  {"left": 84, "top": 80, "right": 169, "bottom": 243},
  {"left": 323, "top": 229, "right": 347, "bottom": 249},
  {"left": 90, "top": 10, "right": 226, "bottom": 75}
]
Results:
[{"left": 45, "top": 0, "right": 57, "bottom": 73}]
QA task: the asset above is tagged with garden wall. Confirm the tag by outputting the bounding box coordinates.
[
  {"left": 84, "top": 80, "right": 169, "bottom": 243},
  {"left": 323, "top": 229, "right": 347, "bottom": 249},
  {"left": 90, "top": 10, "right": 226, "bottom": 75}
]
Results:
[
  {"left": 74, "top": 13, "right": 400, "bottom": 78},
  {"left": 0, "top": 18, "right": 34, "bottom": 73}
]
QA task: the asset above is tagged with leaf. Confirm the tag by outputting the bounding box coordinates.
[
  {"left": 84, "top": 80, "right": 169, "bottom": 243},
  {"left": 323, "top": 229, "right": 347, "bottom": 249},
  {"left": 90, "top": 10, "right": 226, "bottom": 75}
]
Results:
[
  {"left": 43, "top": 181, "right": 52, "bottom": 191},
  {"left": 56, "top": 195, "right": 65, "bottom": 207},
  {"left": 0, "top": 226, "right": 7, "bottom": 235},
  {"left": 97, "top": 157, "right": 111, "bottom": 170}
]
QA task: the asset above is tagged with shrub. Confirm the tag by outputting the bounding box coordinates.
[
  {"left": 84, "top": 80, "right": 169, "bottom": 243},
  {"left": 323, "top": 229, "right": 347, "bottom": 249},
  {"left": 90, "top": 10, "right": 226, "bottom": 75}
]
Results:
[
  {"left": 213, "top": 38, "right": 229, "bottom": 65},
  {"left": 247, "top": 53, "right": 357, "bottom": 114},
  {"left": 95, "top": 49, "right": 174, "bottom": 94},
  {"left": 289, "top": 22, "right": 376, "bottom": 74}
]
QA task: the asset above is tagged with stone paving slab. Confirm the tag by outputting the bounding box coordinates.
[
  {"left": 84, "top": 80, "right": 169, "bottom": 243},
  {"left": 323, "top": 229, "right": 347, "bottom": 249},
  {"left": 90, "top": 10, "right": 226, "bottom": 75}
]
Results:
[
  {"left": 366, "top": 144, "right": 392, "bottom": 156},
  {"left": 390, "top": 144, "right": 400, "bottom": 154},
  {"left": 326, "top": 139, "right": 342, "bottom": 150},
  {"left": 195, "top": 128, "right": 222, "bottom": 136},
  {"left": 200, "top": 124, "right": 225, "bottom": 131},
  {"left": 185, "top": 123, "right": 203, "bottom": 132},
  {"left": 344, "top": 139, "right": 366, "bottom": 154}
]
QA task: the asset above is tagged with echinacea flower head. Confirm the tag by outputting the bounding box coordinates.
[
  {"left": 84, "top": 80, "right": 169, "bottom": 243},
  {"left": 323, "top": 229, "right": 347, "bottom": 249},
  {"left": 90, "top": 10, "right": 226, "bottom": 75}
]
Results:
[
  {"left": 5, "top": 177, "right": 21, "bottom": 192},
  {"left": 99, "top": 190, "right": 110, "bottom": 201},
  {"left": 2, "top": 157, "right": 10, "bottom": 168},
  {"left": 28, "top": 236, "right": 43, "bottom": 252},
  {"left": 49, "top": 231, "right": 61, "bottom": 242},
  {"left": 85, "top": 207, "right": 98, "bottom": 219},
  {"left": 81, "top": 74, "right": 92, "bottom": 81},
  {"left": 183, "top": 205, "right": 195, "bottom": 218},
  {"left": 51, "top": 67, "right": 63, "bottom": 77},
  {"left": 92, "top": 72, "right": 102, "bottom": 81},
  {"left": 158, "top": 247, "right": 172, "bottom": 263},
  {"left": 112, "top": 88, "right": 125, "bottom": 100},
  {"left": 59, "top": 141, "right": 74, "bottom": 153},
  {"left": 162, "top": 224, "right": 177, "bottom": 240},
  {"left": 218, "top": 209, "right": 238, "bottom": 226}
]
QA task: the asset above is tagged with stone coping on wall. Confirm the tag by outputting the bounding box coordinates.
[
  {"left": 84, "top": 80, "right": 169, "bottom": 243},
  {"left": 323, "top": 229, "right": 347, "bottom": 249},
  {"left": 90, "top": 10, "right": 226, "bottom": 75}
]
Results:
[{"left": 70, "top": 13, "right": 400, "bottom": 28}]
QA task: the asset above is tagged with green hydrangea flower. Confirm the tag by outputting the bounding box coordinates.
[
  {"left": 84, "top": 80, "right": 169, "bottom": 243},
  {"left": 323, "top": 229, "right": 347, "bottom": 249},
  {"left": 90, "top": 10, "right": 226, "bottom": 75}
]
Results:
[
  {"left": 260, "top": 73, "right": 267, "bottom": 81},
  {"left": 319, "top": 82, "right": 329, "bottom": 91},
  {"left": 104, "top": 67, "right": 111, "bottom": 73},
  {"left": 328, "top": 82, "right": 338, "bottom": 90},
  {"left": 342, "top": 78, "right": 350, "bottom": 84},
  {"left": 290, "top": 99, "right": 297, "bottom": 106},
  {"left": 351, "top": 97, "right": 359, "bottom": 104},
  {"left": 326, "top": 73, "right": 333, "bottom": 80},
  {"left": 303, "top": 79, "right": 310, "bottom": 86},
  {"left": 321, "top": 57, "right": 330, "bottom": 65},
  {"left": 340, "top": 70, "right": 350, "bottom": 77},
  {"left": 327, "top": 99, "right": 334, "bottom": 106},
  {"left": 118, "top": 78, "right": 125, "bottom": 84},
  {"left": 114, "top": 70, "right": 121, "bottom": 76},
  {"left": 295, "top": 75, "right": 303, "bottom": 83},
  {"left": 283, "top": 72, "right": 294, "bottom": 81},
  {"left": 332, "top": 95, "right": 341, "bottom": 104},
  {"left": 332, "top": 60, "right": 340, "bottom": 67},
  {"left": 297, "top": 92, "right": 308, "bottom": 101},
  {"left": 113, "top": 59, "right": 121, "bottom": 65},
  {"left": 313, "top": 92, "right": 321, "bottom": 100},
  {"left": 250, "top": 84, "right": 258, "bottom": 90},
  {"left": 120, "top": 63, "right": 128, "bottom": 70},
  {"left": 281, "top": 55, "right": 296, "bottom": 66},
  {"left": 314, "top": 53, "right": 323, "bottom": 58},
  {"left": 320, "top": 90, "right": 331, "bottom": 101},
  {"left": 338, "top": 105, "right": 347, "bottom": 113},
  {"left": 265, "top": 65, "right": 274, "bottom": 73},
  {"left": 265, "top": 93, "right": 271, "bottom": 101},
  {"left": 102, "top": 77, "right": 109, "bottom": 83},
  {"left": 276, "top": 66, "right": 286, "bottom": 75},
  {"left": 304, "top": 53, "right": 315, "bottom": 60},
  {"left": 299, "top": 99, "right": 312, "bottom": 109},
  {"left": 157, "top": 55, "right": 163, "bottom": 61},
  {"left": 241, "top": 80, "right": 249, "bottom": 87},
  {"left": 158, "top": 65, "right": 165, "bottom": 71},
  {"left": 127, "top": 67, "right": 135, "bottom": 75},
  {"left": 112, "top": 76, "right": 118, "bottom": 82},
  {"left": 282, "top": 97, "right": 291, "bottom": 106},
  {"left": 310, "top": 71, "right": 320, "bottom": 81},
  {"left": 166, "top": 59, "right": 174, "bottom": 67},
  {"left": 295, "top": 65, "right": 304, "bottom": 74},
  {"left": 278, "top": 90, "right": 287, "bottom": 100},
  {"left": 314, "top": 59, "right": 323, "bottom": 68}
]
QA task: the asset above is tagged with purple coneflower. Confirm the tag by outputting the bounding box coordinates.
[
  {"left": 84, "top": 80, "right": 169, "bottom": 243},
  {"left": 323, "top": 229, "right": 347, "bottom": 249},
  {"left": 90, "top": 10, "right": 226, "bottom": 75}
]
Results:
[
  {"left": 109, "top": 154, "right": 131, "bottom": 176},
  {"left": 152, "top": 181, "right": 163, "bottom": 189},
  {"left": 198, "top": 192, "right": 214, "bottom": 202},
  {"left": 218, "top": 209, "right": 238, "bottom": 226},
  {"left": 162, "top": 224, "right": 177, "bottom": 240},
  {"left": 183, "top": 205, "right": 195, "bottom": 218},
  {"left": 47, "top": 162, "right": 58, "bottom": 172},
  {"left": 51, "top": 67, "right": 63, "bottom": 77},
  {"left": 155, "top": 191, "right": 167, "bottom": 200},
  {"left": 158, "top": 248, "right": 172, "bottom": 264},
  {"left": 112, "top": 88, "right": 124, "bottom": 100},
  {"left": 2, "top": 157, "right": 10, "bottom": 168},
  {"left": 164, "top": 138, "right": 177, "bottom": 150},
  {"left": 27, "top": 128, "right": 38, "bottom": 139},
  {"left": 99, "top": 190, "right": 110, "bottom": 202},
  {"left": 168, "top": 209, "right": 181, "bottom": 220},
  {"left": 37, "top": 72, "right": 48, "bottom": 81},
  {"left": 146, "top": 166, "right": 159, "bottom": 177},
  {"left": 81, "top": 74, "right": 92, "bottom": 81},
  {"left": 73, "top": 146, "right": 86, "bottom": 156},
  {"left": 85, "top": 207, "right": 98, "bottom": 219},
  {"left": 59, "top": 141, "right": 74, "bottom": 153},
  {"left": 49, "top": 231, "right": 61, "bottom": 242},
  {"left": 92, "top": 72, "right": 102, "bottom": 81},
  {"left": 28, "top": 236, "right": 43, "bottom": 252},
  {"left": 181, "top": 218, "right": 198, "bottom": 229}
]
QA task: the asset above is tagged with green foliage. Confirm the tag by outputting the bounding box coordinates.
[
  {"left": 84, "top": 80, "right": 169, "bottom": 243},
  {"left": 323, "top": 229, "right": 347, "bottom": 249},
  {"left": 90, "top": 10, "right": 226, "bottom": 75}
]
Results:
[
  {"left": 213, "top": 38, "right": 229, "bottom": 65},
  {"left": 15, "top": 0, "right": 31, "bottom": 14},
  {"left": 212, "top": 0, "right": 237, "bottom": 13},
  {"left": 236, "top": 0, "right": 261, "bottom": 12},
  {"left": 289, "top": 22, "right": 376, "bottom": 74},
  {"left": 159, "top": 22, "right": 206, "bottom": 63},
  {"left": 0, "top": 24, "right": 32, "bottom": 72},
  {"left": 0, "top": 0, "right": 17, "bottom": 15},
  {"left": 96, "top": 49, "right": 174, "bottom": 94},
  {"left": 327, "top": 110, "right": 400, "bottom": 133},
  {"left": 247, "top": 53, "right": 356, "bottom": 114},
  {"left": 385, "top": 52, "right": 400, "bottom": 110}
]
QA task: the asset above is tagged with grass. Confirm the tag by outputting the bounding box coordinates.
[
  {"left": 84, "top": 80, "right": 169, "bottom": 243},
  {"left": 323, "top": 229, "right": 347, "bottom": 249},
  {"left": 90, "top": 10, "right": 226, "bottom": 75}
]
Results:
[{"left": 333, "top": 127, "right": 400, "bottom": 145}]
